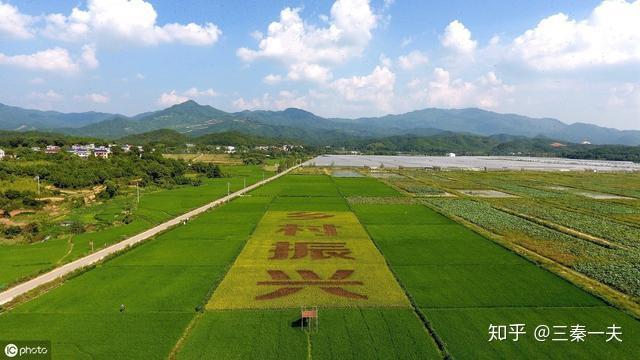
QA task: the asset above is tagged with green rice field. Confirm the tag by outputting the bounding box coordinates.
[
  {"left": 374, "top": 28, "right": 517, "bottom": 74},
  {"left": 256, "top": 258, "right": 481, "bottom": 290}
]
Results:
[{"left": 1, "top": 168, "right": 639, "bottom": 359}]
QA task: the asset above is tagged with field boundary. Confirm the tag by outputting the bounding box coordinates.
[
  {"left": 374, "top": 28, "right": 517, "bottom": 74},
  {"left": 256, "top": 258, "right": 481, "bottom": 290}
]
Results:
[
  {"left": 167, "top": 195, "right": 277, "bottom": 359},
  {"left": 0, "top": 165, "right": 301, "bottom": 306},
  {"left": 422, "top": 200, "right": 640, "bottom": 320},
  {"left": 331, "top": 175, "right": 449, "bottom": 360},
  {"left": 390, "top": 170, "right": 640, "bottom": 317}
]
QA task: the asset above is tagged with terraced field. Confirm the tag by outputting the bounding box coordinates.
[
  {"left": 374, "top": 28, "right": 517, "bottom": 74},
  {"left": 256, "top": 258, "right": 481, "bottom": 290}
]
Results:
[{"left": 1, "top": 169, "right": 638, "bottom": 359}]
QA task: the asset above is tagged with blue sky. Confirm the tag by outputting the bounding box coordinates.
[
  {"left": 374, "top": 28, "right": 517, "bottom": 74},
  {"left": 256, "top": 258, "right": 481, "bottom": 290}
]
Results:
[{"left": 0, "top": 0, "right": 638, "bottom": 130}]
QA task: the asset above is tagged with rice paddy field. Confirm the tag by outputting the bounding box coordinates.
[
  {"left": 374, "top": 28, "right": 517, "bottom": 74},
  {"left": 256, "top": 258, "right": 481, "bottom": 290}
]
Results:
[
  {"left": 0, "top": 165, "right": 270, "bottom": 291},
  {"left": 1, "top": 165, "right": 639, "bottom": 359}
]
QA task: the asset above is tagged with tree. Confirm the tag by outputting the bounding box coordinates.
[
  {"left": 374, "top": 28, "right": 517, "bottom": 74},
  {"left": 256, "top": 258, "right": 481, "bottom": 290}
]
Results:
[{"left": 100, "top": 181, "right": 119, "bottom": 199}]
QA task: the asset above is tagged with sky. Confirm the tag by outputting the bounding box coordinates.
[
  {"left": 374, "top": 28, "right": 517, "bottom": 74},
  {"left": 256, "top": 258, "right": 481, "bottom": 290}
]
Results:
[{"left": 0, "top": 0, "right": 638, "bottom": 130}]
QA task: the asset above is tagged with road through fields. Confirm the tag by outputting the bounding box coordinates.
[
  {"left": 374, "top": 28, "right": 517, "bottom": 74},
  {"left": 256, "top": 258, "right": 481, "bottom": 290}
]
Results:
[{"left": 0, "top": 164, "right": 301, "bottom": 306}]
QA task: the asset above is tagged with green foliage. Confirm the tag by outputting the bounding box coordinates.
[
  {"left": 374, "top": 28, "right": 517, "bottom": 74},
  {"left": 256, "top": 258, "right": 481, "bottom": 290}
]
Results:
[
  {"left": 0, "top": 130, "right": 100, "bottom": 148},
  {"left": 118, "top": 129, "right": 188, "bottom": 145},
  {"left": 240, "top": 152, "right": 267, "bottom": 165},
  {"left": 0, "top": 151, "right": 189, "bottom": 189},
  {"left": 190, "top": 162, "right": 222, "bottom": 178},
  {"left": 99, "top": 181, "right": 120, "bottom": 199}
]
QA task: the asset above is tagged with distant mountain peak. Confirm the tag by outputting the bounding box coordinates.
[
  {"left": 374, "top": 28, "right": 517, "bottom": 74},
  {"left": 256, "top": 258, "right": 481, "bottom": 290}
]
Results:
[{"left": 0, "top": 101, "right": 638, "bottom": 145}]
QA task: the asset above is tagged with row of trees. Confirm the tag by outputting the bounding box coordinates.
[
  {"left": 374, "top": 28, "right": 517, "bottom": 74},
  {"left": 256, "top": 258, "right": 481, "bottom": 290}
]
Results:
[{"left": 0, "top": 149, "right": 222, "bottom": 190}]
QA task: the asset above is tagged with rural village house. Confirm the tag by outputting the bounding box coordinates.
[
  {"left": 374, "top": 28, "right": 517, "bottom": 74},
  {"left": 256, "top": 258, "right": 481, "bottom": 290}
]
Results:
[{"left": 45, "top": 145, "right": 61, "bottom": 154}]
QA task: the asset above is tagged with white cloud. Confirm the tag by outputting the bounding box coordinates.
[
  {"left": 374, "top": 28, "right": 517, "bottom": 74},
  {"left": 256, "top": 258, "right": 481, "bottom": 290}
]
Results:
[
  {"left": 28, "top": 90, "right": 63, "bottom": 102},
  {"left": 287, "top": 63, "right": 333, "bottom": 83},
  {"left": 157, "top": 87, "right": 218, "bottom": 107},
  {"left": 263, "top": 74, "right": 283, "bottom": 85},
  {"left": 232, "top": 91, "right": 309, "bottom": 111},
  {"left": 511, "top": 0, "right": 640, "bottom": 70},
  {"left": 135, "top": 73, "right": 144, "bottom": 80},
  {"left": 232, "top": 96, "right": 265, "bottom": 110},
  {"left": 400, "top": 36, "right": 413, "bottom": 48},
  {"left": 331, "top": 65, "right": 395, "bottom": 110},
  {"left": 237, "top": 0, "right": 376, "bottom": 83},
  {"left": 397, "top": 50, "right": 428, "bottom": 70},
  {"left": 379, "top": 53, "right": 392, "bottom": 67},
  {"left": 29, "top": 77, "right": 45, "bottom": 84},
  {"left": 410, "top": 68, "right": 513, "bottom": 109},
  {"left": 75, "top": 93, "right": 110, "bottom": 103},
  {"left": 79, "top": 44, "right": 99, "bottom": 69},
  {"left": 157, "top": 90, "right": 189, "bottom": 107},
  {"left": 441, "top": 20, "right": 477, "bottom": 53},
  {"left": 0, "top": 1, "right": 33, "bottom": 39},
  {"left": 42, "top": 0, "right": 221, "bottom": 46},
  {"left": 0, "top": 46, "right": 96, "bottom": 73},
  {"left": 183, "top": 87, "right": 218, "bottom": 97},
  {"left": 250, "top": 30, "right": 263, "bottom": 41}
]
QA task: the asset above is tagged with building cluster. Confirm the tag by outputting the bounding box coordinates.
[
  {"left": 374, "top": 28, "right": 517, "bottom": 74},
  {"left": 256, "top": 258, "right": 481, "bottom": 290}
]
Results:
[
  {"left": 252, "top": 144, "right": 303, "bottom": 152},
  {"left": 214, "top": 145, "right": 236, "bottom": 154},
  {"left": 34, "top": 144, "right": 144, "bottom": 158}
]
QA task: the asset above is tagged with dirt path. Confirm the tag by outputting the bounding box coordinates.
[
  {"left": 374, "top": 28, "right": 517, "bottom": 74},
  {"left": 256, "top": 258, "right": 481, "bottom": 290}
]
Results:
[{"left": 0, "top": 165, "right": 302, "bottom": 306}]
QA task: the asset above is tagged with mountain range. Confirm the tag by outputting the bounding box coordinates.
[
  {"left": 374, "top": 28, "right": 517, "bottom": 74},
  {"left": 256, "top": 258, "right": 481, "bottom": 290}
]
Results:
[{"left": 1, "top": 100, "right": 639, "bottom": 146}]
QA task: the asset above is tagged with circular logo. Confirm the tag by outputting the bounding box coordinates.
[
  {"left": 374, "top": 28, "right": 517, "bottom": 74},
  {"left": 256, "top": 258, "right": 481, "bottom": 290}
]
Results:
[{"left": 4, "top": 343, "right": 18, "bottom": 358}]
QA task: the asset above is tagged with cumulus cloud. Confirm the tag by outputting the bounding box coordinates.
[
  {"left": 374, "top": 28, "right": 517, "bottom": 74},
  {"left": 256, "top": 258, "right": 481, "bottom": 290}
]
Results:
[
  {"left": 331, "top": 66, "right": 395, "bottom": 110},
  {"left": 0, "top": 1, "right": 33, "bottom": 39},
  {"left": 410, "top": 68, "right": 513, "bottom": 109},
  {"left": 28, "top": 90, "right": 63, "bottom": 102},
  {"left": 237, "top": 0, "right": 376, "bottom": 83},
  {"left": 287, "top": 63, "right": 333, "bottom": 83},
  {"left": 441, "top": 20, "right": 477, "bottom": 53},
  {"left": 157, "top": 87, "right": 218, "bottom": 107},
  {"left": 511, "top": 0, "right": 640, "bottom": 70},
  {"left": 232, "top": 90, "right": 308, "bottom": 111},
  {"left": 183, "top": 87, "right": 218, "bottom": 97},
  {"left": 263, "top": 74, "right": 283, "bottom": 85},
  {"left": 157, "top": 90, "right": 189, "bottom": 107},
  {"left": 397, "top": 50, "right": 428, "bottom": 70},
  {"left": 75, "top": 93, "right": 110, "bottom": 103},
  {"left": 79, "top": 44, "right": 99, "bottom": 69},
  {"left": 41, "top": 0, "right": 221, "bottom": 46},
  {"left": 0, "top": 46, "right": 97, "bottom": 72}
]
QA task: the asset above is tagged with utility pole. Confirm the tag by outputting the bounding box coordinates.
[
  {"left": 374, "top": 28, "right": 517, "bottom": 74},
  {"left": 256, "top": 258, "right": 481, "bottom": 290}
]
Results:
[
  {"left": 243, "top": 177, "right": 246, "bottom": 189},
  {"left": 227, "top": 182, "right": 230, "bottom": 196},
  {"left": 136, "top": 181, "right": 140, "bottom": 204},
  {"left": 34, "top": 175, "right": 40, "bottom": 195}
]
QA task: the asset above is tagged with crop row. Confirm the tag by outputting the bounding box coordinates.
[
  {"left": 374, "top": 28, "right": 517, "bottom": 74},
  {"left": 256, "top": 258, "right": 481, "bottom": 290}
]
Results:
[
  {"left": 424, "top": 198, "right": 640, "bottom": 298},
  {"left": 490, "top": 199, "right": 640, "bottom": 248}
]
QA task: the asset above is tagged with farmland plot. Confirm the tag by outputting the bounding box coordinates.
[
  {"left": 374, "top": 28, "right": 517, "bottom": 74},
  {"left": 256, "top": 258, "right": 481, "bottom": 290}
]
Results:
[
  {"left": 207, "top": 210, "right": 409, "bottom": 309},
  {"left": 0, "top": 196, "right": 270, "bottom": 359},
  {"left": 0, "top": 165, "right": 272, "bottom": 290},
  {"left": 341, "top": 175, "right": 640, "bottom": 359}
]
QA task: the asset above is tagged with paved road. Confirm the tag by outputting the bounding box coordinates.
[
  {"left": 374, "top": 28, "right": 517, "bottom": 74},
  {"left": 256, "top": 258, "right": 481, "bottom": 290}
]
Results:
[{"left": 0, "top": 164, "right": 300, "bottom": 306}]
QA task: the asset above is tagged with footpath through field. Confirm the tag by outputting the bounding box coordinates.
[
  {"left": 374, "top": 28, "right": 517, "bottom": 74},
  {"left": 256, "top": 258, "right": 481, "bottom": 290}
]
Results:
[{"left": 0, "top": 164, "right": 301, "bottom": 306}]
